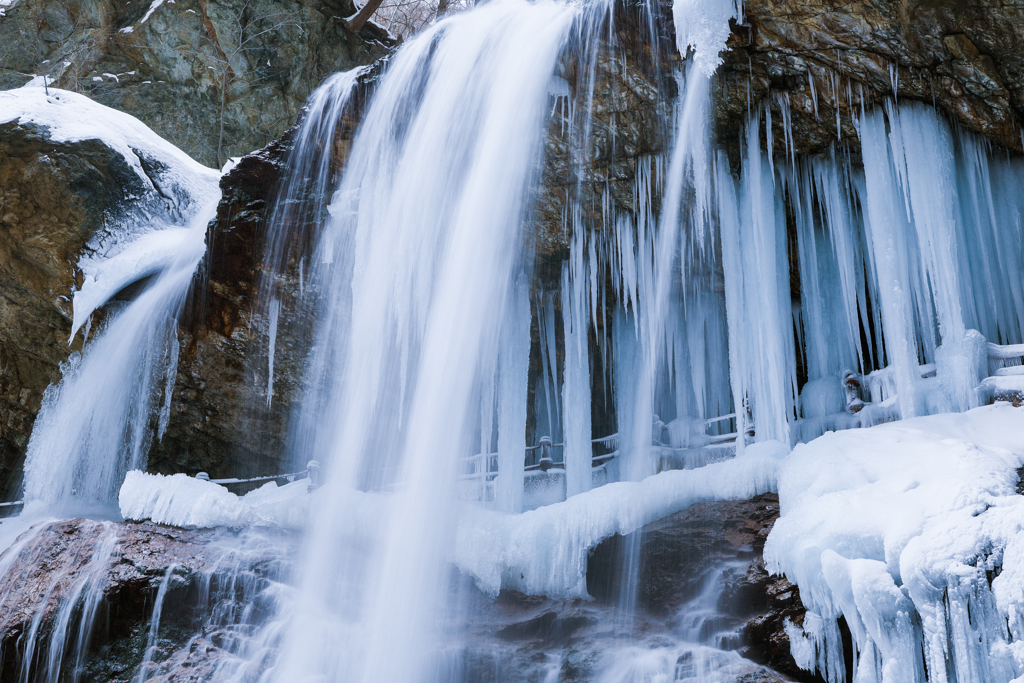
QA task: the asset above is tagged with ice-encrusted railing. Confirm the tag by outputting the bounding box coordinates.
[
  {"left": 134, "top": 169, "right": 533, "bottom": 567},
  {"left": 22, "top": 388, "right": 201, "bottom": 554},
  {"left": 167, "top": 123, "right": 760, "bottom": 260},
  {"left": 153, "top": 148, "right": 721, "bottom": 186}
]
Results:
[
  {"left": 193, "top": 460, "right": 324, "bottom": 490},
  {"left": 793, "top": 339, "right": 1024, "bottom": 444},
  {"left": 457, "top": 412, "right": 745, "bottom": 502}
]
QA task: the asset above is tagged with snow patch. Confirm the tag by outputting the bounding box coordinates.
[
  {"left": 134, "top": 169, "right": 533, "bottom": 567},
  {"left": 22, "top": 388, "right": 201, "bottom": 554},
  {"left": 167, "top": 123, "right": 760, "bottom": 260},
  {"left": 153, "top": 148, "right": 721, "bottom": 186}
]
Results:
[
  {"left": 21, "top": 75, "right": 54, "bottom": 89},
  {"left": 140, "top": 0, "right": 165, "bottom": 23}
]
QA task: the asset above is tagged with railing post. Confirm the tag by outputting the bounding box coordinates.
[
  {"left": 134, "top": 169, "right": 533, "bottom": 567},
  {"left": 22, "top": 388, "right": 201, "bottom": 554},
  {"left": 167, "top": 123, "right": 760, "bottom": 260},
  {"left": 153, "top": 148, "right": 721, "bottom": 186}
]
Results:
[
  {"left": 538, "top": 436, "right": 553, "bottom": 471},
  {"left": 195, "top": 472, "right": 210, "bottom": 481},
  {"left": 307, "top": 460, "right": 322, "bottom": 489},
  {"left": 843, "top": 369, "right": 865, "bottom": 413}
]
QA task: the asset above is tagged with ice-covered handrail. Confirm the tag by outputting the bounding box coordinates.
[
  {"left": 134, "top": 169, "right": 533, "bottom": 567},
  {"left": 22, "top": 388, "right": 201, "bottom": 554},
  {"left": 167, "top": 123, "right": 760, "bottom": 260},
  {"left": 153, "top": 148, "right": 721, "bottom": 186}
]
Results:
[
  {"left": 988, "top": 342, "right": 1024, "bottom": 359},
  {"left": 195, "top": 460, "right": 323, "bottom": 489}
]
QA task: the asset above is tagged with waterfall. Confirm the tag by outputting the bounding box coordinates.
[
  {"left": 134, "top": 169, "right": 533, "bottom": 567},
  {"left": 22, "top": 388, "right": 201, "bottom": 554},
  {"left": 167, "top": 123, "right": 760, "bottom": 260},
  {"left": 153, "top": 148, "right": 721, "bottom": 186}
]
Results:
[
  {"left": 21, "top": 199, "right": 217, "bottom": 518},
  {"left": 257, "top": 2, "right": 582, "bottom": 681},
  {"left": 6, "top": 0, "right": 1024, "bottom": 679}
]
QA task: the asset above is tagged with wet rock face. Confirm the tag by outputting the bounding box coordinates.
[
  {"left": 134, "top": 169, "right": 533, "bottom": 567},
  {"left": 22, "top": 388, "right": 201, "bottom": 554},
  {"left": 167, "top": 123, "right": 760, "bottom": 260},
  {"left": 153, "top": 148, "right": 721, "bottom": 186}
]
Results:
[
  {"left": 149, "top": 137, "right": 291, "bottom": 479},
  {"left": 0, "top": 518, "right": 293, "bottom": 683},
  {"left": 739, "top": 561, "right": 816, "bottom": 683},
  {"left": 0, "top": 0, "right": 390, "bottom": 167},
  {"left": 0, "top": 519, "right": 215, "bottom": 682},
  {"left": 151, "top": 65, "right": 379, "bottom": 480},
  {"left": 587, "top": 493, "right": 779, "bottom": 613},
  {"left": 0, "top": 499, "right": 809, "bottom": 683},
  {"left": 714, "top": 0, "right": 1024, "bottom": 158},
  {"left": 587, "top": 493, "right": 820, "bottom": 682},
  {"left": 0, "top": 119, "right": 179, "bottom": 501},
  {"left": 535, "top": 1, "right": 677, "bottom": 266}
]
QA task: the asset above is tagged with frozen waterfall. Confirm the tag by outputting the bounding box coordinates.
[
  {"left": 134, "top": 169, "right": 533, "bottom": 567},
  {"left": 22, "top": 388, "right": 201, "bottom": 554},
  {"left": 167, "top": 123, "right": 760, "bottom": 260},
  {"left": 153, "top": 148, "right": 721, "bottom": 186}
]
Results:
[{"left": 3, "top": 0, "right": 1024, "bottom": 679}]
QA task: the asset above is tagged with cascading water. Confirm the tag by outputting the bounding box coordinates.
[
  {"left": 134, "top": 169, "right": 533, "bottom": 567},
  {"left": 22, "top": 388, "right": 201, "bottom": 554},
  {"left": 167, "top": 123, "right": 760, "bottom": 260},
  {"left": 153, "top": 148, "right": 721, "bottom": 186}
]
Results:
[
  {"left": 21, "top": 201, "right": 217, "bottom": 519},
  {"left": 238, "top": 3, "right": 582, "bottom": 681}
]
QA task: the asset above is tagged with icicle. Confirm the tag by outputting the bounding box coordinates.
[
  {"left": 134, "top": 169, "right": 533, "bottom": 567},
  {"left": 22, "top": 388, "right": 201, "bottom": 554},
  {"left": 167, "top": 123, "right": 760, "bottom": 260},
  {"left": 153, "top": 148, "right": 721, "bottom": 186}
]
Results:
[
  {"left": 266, "top": 297, "right": 280, "bottom": 408},
  {"left": 715, "top": 152, "right": 746, "bottom": 457},
  {"left": 156, "top": 325, "right": 179, "bottom": 441},
  {"left": 561, "top": 232, "right": 592, "bottom": 498},
  {"left": 722, "top": 110, "right": 794, "bottom": 444},
  {"left": 496, "top": 276, "right": 531, "bottom": 514},
  {"left": 809, "top": 70, "right": 819, "bottom": 119},
  {"left": 857, "top": 108, "right": 920, "bottom": 418}
]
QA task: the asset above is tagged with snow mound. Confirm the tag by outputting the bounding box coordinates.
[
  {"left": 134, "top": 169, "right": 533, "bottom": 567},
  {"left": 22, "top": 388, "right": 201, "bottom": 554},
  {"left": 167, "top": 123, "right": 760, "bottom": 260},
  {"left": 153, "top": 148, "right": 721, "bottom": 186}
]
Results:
[
  {"left": 456, "top": 440, "right": 788, "bottom": 598},
  {"left": 0, "top": 87, "right": 220, "bottom": 339},
  {"left": 119, "top": 471, "right": 313, "bottom": 529},
  {"left": 764, "top": 402, "right": 1024, "bottom": 683}
]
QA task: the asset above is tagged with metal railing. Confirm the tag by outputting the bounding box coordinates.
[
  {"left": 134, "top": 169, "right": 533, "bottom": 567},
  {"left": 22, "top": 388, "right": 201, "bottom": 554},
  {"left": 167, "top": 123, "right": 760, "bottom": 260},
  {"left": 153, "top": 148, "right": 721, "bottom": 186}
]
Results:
[
  {"left": 195, "top": 460, "right": 323, "bottom": 490},
  {"left": 458, "top": 411, "right": 743, "bottom": 485}
]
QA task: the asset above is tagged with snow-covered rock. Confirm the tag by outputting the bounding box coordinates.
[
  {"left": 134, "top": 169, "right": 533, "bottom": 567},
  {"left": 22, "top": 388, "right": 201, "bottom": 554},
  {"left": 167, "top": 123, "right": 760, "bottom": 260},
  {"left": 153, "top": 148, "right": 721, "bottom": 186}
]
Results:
[{"left": 765, "top": 402, "right": 1024, "bottom": 683}]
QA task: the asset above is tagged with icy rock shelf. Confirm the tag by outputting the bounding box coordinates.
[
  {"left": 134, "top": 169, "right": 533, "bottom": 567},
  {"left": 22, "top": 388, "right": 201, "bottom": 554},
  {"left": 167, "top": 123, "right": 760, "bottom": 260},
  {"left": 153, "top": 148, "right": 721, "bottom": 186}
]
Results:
[
  {"left": 120, "top": 441, "right": 786, "bottom": 599},
  {"left": 769, "top": 403, "right": 1024, "bottom": 683}
]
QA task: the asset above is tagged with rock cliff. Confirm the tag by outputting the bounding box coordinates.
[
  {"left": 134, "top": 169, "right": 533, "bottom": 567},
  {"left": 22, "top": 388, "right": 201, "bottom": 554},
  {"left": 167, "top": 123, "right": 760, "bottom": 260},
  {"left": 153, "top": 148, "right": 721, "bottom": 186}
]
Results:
[
  {"left": 0, "top": 0, "right": 390, "bottom": 167},
  {"left": 717, "top": 0, "right": 1024, "bottom": 157}
]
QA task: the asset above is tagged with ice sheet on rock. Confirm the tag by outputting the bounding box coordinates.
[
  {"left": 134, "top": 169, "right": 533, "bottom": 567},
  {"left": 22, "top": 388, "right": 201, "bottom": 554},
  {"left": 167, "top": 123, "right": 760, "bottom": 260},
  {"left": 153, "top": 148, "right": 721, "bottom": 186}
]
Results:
[
  {"left": 456, "top": 441, "right": 787, "bottom": 598},
  {"left": 765, "top": 403, "right": 1024, "bottom": 683},
  {"left": 672, "top": 0, "right": 740, "bottom": 76},
  {"left": 70, "top": 226, "right": 205, "bottom": 341},
  {"left": 119, "top": 471, "right": 314, "bottom": 529}
]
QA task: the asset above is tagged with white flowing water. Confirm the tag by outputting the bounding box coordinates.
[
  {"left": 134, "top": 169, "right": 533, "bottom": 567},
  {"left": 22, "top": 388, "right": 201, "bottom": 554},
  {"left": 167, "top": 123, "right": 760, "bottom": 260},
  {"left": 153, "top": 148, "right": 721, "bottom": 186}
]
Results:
[
  {"left": 20, "top": 201, "right": 216, "bottom": 519},
  {"left": 254, "top": 2, "right": 582, "bottom": 682}
]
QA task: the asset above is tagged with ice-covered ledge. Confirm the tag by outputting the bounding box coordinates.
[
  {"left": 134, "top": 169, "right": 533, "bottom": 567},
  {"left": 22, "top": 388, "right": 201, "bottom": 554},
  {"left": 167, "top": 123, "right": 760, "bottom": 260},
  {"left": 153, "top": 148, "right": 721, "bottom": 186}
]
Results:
[{"left": 765, "top": 402, "right": 1024, "bottom": 683}]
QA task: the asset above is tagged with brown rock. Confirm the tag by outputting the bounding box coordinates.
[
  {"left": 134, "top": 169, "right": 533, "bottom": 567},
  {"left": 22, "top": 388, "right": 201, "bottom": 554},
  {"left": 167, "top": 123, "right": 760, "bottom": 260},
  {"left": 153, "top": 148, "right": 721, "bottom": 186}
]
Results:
[
  {"left": 586, "top": 492, "right": 782, "bottom": 614},
  {"left": 713, "top": 0, "right": 1024, "bottom": 158}
]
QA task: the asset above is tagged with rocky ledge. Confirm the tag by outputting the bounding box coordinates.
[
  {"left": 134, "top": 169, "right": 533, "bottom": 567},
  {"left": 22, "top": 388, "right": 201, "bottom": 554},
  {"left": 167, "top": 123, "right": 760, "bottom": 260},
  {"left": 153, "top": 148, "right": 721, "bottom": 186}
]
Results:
[
  {"left": 716, "top": 0, "right": 1024, "bottom": 157},
  {"left": 0, "top": 494, "right": 810, "bottom": 683},
  {"left": 0, "top": 518, "right": 294, "bottom": 683}
]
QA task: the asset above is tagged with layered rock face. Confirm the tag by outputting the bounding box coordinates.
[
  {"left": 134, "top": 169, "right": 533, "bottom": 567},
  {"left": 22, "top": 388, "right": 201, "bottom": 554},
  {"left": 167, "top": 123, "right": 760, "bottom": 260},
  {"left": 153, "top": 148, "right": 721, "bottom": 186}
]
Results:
[
  {"left": 150, "top": 67, "right": 374, "bottom": 478},
  {"left": 587, "top": 493, "right": 819, "bottom": 682},
  {"left": 716, "top": 0, "right": 1024, "bottom": 157},
  {"left": 0, "top": 518, "right": 293, "bottom": 683},
  {"left": 150, "top": 138, "right": 294, "bottom": 478},
  {"left": 0, "top": 0, "right": 390, "bottom": 167},
  {"left": 0, "top": 497, "right": 800, "bottom": 683}
]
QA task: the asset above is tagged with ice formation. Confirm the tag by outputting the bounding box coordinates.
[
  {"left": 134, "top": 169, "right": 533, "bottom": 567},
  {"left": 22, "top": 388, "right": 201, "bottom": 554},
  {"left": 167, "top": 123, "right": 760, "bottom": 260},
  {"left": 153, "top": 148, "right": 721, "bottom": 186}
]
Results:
[
  {"left": 119, "top": 471, "right": 314, "bottom": 529},
  {"left": 766, "top": 403, "right": 1024, "bottom": 683},
  {"left": 457, "top": 440, "right": 787, "bottom": 598},
  {"left": 0, "top": 87, "right": 220, "bottom": 340}
]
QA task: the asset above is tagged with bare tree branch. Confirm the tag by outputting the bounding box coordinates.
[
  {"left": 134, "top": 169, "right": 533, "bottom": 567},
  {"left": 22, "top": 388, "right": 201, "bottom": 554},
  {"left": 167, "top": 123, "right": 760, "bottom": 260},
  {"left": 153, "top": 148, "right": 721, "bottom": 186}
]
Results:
[{"left": 345, "top": 0, "right": 386, "bottom": 34}]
